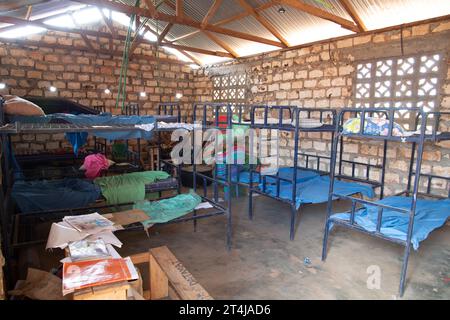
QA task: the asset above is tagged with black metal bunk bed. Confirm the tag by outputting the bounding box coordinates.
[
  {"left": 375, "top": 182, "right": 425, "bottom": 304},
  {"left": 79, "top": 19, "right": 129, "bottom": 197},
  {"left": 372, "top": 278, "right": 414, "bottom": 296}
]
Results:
[
  {"left": 246, "top": 106, "right": 383, "bottom": 240},
  {"left": 322, "top": 107, "right": 450, "bottom": 297},
  {"left": 0, "top": 100, "right": 233, "bottom": 271}
]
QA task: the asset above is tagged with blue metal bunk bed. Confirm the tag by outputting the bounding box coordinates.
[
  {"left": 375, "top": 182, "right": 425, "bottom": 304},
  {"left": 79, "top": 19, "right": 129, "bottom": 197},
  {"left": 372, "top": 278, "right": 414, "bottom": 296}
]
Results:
[
  {"left": 247, "top": 106, "right": 382, "bottom": 240},
  {"left": 322, "top": 107, "right": 450, "bottom": 297},
  {"left": 0, "top": 101, "right": 233, "bottom": 260}
]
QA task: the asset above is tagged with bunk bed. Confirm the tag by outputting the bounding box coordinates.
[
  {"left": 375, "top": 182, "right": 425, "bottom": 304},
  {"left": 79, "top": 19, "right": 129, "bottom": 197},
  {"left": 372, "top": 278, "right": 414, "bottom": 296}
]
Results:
[
  {"left": 246, "top": 106, "right": 382, "bottom": 240},
  {"left": 0, "top": 99, "right": 233, "bottom": 260},
  {"left": 322, "top": 107, "right": 450, "bottom": 297}
]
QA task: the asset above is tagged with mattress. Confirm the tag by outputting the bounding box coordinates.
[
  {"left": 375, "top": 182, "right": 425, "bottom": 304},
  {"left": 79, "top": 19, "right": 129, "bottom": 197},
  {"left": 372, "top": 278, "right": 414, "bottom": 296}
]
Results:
[{"left": 330, "top": 196, "right": 450, "bottom": 250}]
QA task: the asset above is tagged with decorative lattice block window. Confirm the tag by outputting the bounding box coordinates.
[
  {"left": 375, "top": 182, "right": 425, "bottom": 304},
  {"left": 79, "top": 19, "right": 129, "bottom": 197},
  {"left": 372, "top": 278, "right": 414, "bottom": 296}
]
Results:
[
  {"left": 353, "top": 53, "right": 444, "bottom": 129},
  {"left": 212, "top": 74, "right": 247, "bottom": 110}
]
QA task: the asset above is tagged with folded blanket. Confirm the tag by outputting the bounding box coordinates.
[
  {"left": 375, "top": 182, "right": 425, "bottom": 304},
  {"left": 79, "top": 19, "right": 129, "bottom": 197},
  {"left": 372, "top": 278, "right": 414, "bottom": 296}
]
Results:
[
  {"left": 134, "top": 190, "right": 201, "bottom": 228},
  {"left": 95, "top": 171, "right": 170, "bottom": 205}
]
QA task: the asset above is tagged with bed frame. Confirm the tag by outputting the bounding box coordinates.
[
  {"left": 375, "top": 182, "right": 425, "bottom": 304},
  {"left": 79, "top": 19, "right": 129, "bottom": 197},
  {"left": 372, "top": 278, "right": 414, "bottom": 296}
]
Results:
[
  {"left": 322, "top": 107, "right": 450, "bottom": 297},
  {"left": 0, "top": 99, "right": 235, "bottom": 291},
  {"left": 244, "top": 106, "right": 383, "bottom": 241}
]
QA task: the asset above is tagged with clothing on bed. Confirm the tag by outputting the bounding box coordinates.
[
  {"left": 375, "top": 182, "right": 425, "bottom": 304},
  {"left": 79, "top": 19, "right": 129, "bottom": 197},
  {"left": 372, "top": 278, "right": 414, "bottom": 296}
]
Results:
[
  {"left": 264, "top": 167, "right": 320, "bottom": 184},
  {"left": 12, "top": 178, "right": 101, "bottom": 212},
  {"left": 9, "top": 113, "right": 156, "bottom": 151},
  {"left": 94, "top": 171, "right": 170, "bottom": 205},
  {"left": 260, "top": 175, "right": 375, "bottom": 209},
  {"left": 330, "top": 196, "right": 450, "bottom": 250},
  {"left": 133, "top": 190, "right": 201, "bottom": 228},
  {"left": 82, "top": 154, "right": 110, "bottom": 179}
]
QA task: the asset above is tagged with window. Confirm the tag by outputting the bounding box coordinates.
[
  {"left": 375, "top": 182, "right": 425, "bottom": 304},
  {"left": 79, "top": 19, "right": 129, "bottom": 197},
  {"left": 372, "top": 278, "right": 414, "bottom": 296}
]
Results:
[
  {"left": 212, "top": 74, "right": 247, "bottom": 108},
  {"left": 354, "top": 53, "right": 443, "bottom": 128}
]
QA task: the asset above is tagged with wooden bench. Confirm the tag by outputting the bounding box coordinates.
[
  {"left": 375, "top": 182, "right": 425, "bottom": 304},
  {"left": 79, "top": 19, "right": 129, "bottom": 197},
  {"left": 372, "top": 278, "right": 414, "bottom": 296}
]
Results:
[
  {"left": 130, "top": 246, "right": 213, "bottom": 300},
  {"left": 74, "top": 246, "right": 212, "bottom": 300}
]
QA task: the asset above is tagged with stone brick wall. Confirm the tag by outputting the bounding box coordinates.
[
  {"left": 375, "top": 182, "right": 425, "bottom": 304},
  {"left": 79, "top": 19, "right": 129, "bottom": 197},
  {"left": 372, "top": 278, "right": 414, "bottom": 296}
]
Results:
[
  {"left": 0, "top": 30, "right": 196, "bottom": 157},
  {"left": 193, "top": 18, "right": 450, "bottom": 196}
]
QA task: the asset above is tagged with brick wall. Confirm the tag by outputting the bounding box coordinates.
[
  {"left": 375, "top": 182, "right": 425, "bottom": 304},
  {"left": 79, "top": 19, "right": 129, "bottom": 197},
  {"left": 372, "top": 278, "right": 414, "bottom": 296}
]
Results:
[
  {"left": 193, "top": 18, "right": 450, "bottom": 196},
  {"left": 0, "top": 30, "right": 196, "bottom": 157}
]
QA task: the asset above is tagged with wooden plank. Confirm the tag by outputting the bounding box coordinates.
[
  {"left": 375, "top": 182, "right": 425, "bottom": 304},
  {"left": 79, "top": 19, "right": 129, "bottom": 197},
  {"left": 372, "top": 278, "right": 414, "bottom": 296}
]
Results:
[
  {"left": 203, "top": 31, "right": 239, "bottom": 58},
  {"left": 279, "top": 0, "right": 359, "bottom": 32},
  {"left": 130, "top": 252, "right": 151, "bottom": 265},
  {"left": 74, "top": 0, "right": 284, "bottom": 47},
  {"left": 176, "top": 0, "right": 184, "bottom": 17},
  {"left": 150, "top": 246, "right": 213, "bottom": 300},
  {"left": 201, "top": 0, "right": 223, "bottom": 28},
  {"left": 149, "top": 252, "right": 169, "bottom": 299},
  {"left": 73, "top": 282, "right": 130, "bottom": 300},
  {"left": 338, "top": 0, "right": 367, "bottom": 32},
  {"left": 237, "top": 0, "right": 289, "bottom": 47},
  {"left": 162, "top": 42, "right": 233, "bottom": 58},
  {"left": 158, "top": 22, "right": 174, "bottom": 44}
]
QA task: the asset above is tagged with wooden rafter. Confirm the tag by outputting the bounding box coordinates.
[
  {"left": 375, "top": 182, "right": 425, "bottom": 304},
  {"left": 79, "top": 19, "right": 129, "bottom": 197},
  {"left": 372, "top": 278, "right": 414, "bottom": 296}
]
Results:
[
  {"left": 171, "top": 1, "right": 276, "bottom": 42},
  {"left": 158, "top": 22, "right": 173, "bottom": 44},
  {"left": 179, "top": 49, "right": 202, "bottom": 65},
  {"left": 278, "top": 0, "right": 359, "bottom": 32},
  {"left": 70, "top": 13, "right": 96, "bottom": 51},
  {"left": 201, "top": 0, "right": 222, "bottom": 27},
  {"left": 203, "top": 31, "right": 239, "bottom": 58},
  {"left": 100, "top": 7, "right": 117, "bottom": 37},
  {"left": 74, "top": 0, "right": 284, "bottom": 47},
  {"left": 0, "top": 15, "right": 231, "bottom": 58},
  {"left": 338, "top": 0, "right": 367, "bottom": 32},
  {"left": 176, "top": 0, "right": 183, "bottom": 17},
  {"left": 162, "top": 42, "right": 233, "bottom": 58},
  {"left": 164, "top": 0, "right": 176, "bottom": 11},
  {"left": 237, "top": 0, "right": 289, "bottom": 47},
  {"left": 25, "top": 5, "right": 33, "bottom": 20}
]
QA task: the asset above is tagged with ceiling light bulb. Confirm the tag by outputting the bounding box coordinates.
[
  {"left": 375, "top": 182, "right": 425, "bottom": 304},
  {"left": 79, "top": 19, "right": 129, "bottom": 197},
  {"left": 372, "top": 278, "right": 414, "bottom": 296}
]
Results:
[
  {"left": 175, "top": 93, "right": 183, "bottom": 99},
  {"left": 278, "top": 7, "right": 286, "bottom": 13},
  {"left": 49, "top": 86, "right": 57, "bottom": 92},
  {"left": 140, "top": 91, "right": 147, "bottom": 97},
  {"left": 104, "top": 88, "right": 111, "bottom": 94},
  {"left": 0, "top": 83, "right": 6, "bottom": 89}
]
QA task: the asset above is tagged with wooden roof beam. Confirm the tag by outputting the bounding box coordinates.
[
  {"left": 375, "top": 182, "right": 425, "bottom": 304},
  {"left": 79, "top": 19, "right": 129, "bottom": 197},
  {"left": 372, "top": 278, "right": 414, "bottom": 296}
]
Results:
[
  {"left": 237, "top": 0, "right": 288, "bottom": 47},
  {"left": 74, "top": 0, "right": 284, "bottom": 47},
  {"left": 203, "top": 31, "right": 239, "bottom": 58},
  {"left": 338, "top": 0, "right": 367, "bottom": 32},
  {"left": 158, "top": 22, "right": 173, "bottom": 44},
  {"left": 176, "top": 0, "right": 183, "bottom": 17},
  {"left": 100, "top": 7, "right": 117, "bottom": 37},
  {"left": 201, "top": 0, "right": 222, "bottom": 28},
  {"left": 0, "top": 15, "right": 231, "bottom": 59},
  {"left": 277, "top": 0, "right": 359, "bottom": 32}
]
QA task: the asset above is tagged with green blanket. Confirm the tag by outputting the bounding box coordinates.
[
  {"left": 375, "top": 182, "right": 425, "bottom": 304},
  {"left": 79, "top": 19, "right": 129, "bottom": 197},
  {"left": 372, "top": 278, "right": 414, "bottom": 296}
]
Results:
[
  {"left": 133, "top": 190, "right": 201, "bottom": 228},
  {"left": 95, "top": 171, "right": 170, "bottom": 205}
]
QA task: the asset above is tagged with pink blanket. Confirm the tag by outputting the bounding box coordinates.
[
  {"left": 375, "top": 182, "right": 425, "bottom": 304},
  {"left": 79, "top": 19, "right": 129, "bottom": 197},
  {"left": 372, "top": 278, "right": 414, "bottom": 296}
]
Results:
[{"left": 83, "top": 154, "right": 110, "bottom": 179}]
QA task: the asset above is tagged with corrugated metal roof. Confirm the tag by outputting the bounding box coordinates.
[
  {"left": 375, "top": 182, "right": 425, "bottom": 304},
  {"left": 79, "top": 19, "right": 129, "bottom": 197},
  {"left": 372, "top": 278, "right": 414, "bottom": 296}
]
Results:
[{"left": 0, "top": 0, "right": 449, "bottom": 65}]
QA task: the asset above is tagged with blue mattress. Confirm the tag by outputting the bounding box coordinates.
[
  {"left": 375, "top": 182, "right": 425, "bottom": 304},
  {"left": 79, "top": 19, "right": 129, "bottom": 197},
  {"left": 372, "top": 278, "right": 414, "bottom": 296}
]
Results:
[
  {"left": 217, "top": 167, "right": 319, "bottom": 184},
  {"left": 330, "top": 196, "right": 450, "bottom": 250},
  {"left": 10, "top": 113, "right": 156, "bottom": 150},
  {"left": 12, "top": 178, "right": 101, "bottom": 212},
  {"left": 264, "top": 167, "right": 320, "bottom": 184},
  {"left": 260, "top": 176, "right": 375, "bottom": 209}
]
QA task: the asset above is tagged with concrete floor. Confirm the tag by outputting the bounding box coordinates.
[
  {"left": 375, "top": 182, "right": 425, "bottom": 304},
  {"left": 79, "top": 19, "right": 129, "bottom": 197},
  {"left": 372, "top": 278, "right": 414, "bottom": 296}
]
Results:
[{"left": 21, "top": 192, "right": 450, "bottom": 300}]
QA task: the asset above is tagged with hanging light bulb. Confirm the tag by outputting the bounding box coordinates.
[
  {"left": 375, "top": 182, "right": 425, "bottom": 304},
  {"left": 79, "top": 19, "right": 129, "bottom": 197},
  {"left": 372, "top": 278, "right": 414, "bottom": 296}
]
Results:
[
  {"left": 49, "top": 86, "right": 57, "bottom": 92},
  {"left": 140, "top": 91, "right": 147, "bottom": 97},
  {"left": 278, "top": 7, "right": 286, "bottom": 14},
  {"left": 0, "top": 83, "right": 6, "bottom": 89},
  {"left": 175, "top": 92, "right": 183, "bottom": 99},
  {"left": 104, "top": 88, "right": 111, "bottom": 94}
]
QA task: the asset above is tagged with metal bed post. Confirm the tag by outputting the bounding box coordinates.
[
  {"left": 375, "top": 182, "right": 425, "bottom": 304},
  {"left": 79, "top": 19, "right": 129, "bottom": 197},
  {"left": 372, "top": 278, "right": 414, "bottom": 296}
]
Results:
[
  {"left": 289, "top": 108, "right": 301, "bottom": 241},
  {"left": 321, "top": 110, "right": 341, "bottom": 261},
  {"left": 398, "top": 112, "right": 426, "bottom": 297},
  {"left": 226, "top": 103, "right": 233, "bottom": 250},
  {"left": 248, "top": 105, "right": 256, "bottom": 220}
]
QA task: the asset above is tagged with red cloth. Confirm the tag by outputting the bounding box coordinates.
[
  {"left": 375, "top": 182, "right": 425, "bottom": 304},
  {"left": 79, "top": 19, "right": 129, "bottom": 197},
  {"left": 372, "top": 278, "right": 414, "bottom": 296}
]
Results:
[{"left": 83, "top": 154, "right": 110, "bottom": 179}]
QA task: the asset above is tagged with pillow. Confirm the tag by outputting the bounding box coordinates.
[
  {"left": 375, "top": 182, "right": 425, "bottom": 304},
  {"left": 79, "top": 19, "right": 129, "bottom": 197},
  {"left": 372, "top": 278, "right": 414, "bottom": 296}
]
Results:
[
  {"left": 343, "top": 117, "right": 406, "bottom": 136},
  {"left": 3, "top": 95, "right": 45, "bottom": 116}
]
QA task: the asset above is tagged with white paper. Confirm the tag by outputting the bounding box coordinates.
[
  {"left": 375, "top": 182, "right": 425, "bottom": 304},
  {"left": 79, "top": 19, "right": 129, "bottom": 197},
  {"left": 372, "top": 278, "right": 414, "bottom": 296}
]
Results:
[
  {"left": 46, "top": 222, "right": 90, "bottom": 250},
  {"left": 195, "top": 202, "right": 214, "bottom": 210}
]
